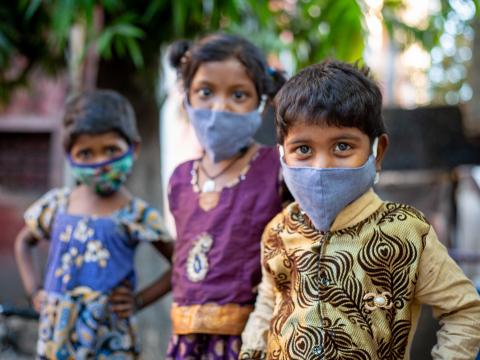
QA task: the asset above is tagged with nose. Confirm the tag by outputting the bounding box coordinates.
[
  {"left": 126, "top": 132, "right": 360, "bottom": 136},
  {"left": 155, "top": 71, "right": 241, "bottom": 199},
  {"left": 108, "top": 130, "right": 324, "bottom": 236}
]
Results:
[
  {"left": 312, "top": 155, "right": 333, "bottom": 169},
  {"left": 211, "top": 97, "right": 229, "bottom": 112}
]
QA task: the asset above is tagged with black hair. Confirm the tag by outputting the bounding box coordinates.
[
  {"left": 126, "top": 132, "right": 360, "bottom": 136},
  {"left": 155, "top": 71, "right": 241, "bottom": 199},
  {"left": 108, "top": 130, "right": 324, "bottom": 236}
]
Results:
[
  {"left": 63, "top": 90, "right": 140, "bottom": 152},
  {"left": 168, "top": 33, "right": 286, "bottom": 101},
  {"left": 274, "top": 60, "right": 386, "bottom": 144}
]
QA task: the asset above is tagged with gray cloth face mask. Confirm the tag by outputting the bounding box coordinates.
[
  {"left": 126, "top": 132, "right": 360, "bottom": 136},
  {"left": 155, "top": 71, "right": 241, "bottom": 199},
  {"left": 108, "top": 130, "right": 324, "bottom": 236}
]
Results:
[
  {"left": 184, "top": 96, "right": 266, "bottom": 163},
  {"left": 280, "top": 138, "right": 378, "bottom": 232}
]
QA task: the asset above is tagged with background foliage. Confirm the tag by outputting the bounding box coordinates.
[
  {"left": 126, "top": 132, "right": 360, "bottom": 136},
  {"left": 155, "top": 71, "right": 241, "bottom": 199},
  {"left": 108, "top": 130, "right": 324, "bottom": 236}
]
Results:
[{"left": 0, "top": 0, "right": 478, "bottom": 104}]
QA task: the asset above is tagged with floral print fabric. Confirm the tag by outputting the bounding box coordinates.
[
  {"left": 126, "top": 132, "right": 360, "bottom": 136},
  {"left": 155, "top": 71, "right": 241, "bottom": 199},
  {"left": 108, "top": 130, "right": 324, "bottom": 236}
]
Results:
[{"left": 24, "top": 187, "right": 169, "bottom": 359}]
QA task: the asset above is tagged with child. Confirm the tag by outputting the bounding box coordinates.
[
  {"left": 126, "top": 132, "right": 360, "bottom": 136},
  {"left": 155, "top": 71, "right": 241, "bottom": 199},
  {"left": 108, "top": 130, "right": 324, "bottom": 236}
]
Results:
[
  {"left": 240, "top": 60, "right": 480, "bottom": 359},
  {"left": 14, "top": 90, "right": 173, "bottom": 359},
  {"left": 165, "top": 33, "right": 288, "bottom": 359}
]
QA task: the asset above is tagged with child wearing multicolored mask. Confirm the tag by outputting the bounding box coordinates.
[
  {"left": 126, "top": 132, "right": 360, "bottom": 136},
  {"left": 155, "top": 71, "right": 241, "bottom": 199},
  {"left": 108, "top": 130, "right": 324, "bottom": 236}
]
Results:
[
  {"left": 165, "top": 33, "right": 289, "bottom": 359},
  {"left": 240, "top": 60, "right": 480, "bottom": 359},
  {"left": 15, "top": 90, "right": 173, "bottom": 359}
]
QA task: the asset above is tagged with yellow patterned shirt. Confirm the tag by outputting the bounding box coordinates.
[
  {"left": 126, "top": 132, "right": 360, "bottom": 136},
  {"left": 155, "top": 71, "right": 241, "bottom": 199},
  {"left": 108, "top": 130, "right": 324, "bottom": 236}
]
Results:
[{"left": 240, "top": 190, "right": 480, "bottom": 360}]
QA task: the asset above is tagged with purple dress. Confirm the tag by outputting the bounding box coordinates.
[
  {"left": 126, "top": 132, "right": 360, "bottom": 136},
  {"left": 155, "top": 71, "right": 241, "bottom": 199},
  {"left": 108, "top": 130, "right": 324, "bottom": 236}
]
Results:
[{"left": 166, "top": 146, "right": 282, "bottom": 359}]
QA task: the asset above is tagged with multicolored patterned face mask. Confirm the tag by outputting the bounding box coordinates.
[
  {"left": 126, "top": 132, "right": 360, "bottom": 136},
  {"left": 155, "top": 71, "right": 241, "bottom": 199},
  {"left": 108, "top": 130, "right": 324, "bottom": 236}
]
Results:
[{"left": 68, "top": 148, "right": 134, "bottom": 196}]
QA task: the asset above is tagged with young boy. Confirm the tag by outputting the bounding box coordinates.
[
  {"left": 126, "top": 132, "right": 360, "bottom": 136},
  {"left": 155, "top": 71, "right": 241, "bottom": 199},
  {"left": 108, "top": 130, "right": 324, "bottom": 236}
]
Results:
[{"left": 240, "top": 60, "right": 480, "bottom": 359}]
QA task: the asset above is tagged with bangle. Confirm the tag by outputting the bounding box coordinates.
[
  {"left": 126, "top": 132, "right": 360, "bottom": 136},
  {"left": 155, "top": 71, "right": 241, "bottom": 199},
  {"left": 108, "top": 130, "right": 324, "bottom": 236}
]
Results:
[{"left": 134, "top": 295, "right": 144, "bottom": 312}]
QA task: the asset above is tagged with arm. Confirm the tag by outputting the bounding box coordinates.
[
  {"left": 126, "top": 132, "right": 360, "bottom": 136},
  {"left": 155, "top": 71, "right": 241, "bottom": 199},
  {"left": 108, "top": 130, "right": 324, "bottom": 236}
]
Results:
[
  {"left": 110, "top": 240, "right": 174, "bottom": 317},
  {"left": 14, "top": 226, "right": 45, "bottom": 312},
  {"left": 240, "top": 242, "right": 276, "bottom": 359},
  {"left": 415, "top": 226, "right": 480, "bottom": 359}
]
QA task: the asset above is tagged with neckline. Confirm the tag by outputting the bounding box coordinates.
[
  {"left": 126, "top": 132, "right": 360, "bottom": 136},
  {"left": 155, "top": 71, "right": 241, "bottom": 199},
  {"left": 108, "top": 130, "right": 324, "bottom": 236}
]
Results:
[
  {"left": 60, "top": 187, "right": 135, "bottom": 219},
  {"left": 190, "top": 146, "right": 264, "bottom": 194}
]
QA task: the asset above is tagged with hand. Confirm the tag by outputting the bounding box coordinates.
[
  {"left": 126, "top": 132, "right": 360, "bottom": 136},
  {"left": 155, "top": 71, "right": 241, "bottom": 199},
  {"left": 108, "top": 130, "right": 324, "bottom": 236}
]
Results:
[
  {"left": 31, "top": 289, "right": 45, "bottom": 313},
  {"left": 109, "top": 285, "right": 135, "bottom": 318}
]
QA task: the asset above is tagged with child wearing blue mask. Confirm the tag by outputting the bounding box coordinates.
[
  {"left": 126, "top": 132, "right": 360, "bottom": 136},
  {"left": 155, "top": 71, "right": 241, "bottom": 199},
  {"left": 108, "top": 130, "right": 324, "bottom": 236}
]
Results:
[
  {"left": 14, "top": 90, "right": 173, "bottom": 359},
  {"left": 240, "top": 60, "right": 480, "bottom": 359},
  {"left": 165, "top": 33, "right": 289, "bottom": 359}
]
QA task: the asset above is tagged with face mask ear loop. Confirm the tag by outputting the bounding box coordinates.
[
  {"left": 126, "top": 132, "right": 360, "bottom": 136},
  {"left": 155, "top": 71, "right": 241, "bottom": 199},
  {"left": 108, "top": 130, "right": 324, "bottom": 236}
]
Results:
[
  {"left": 257, "top": 94, "right": 268, "bottom": 113},
  {"left": 278, "top": 145, "right": 285, "bottom": 159},
  {"left": 372, "top": 137, "right": 379, "bottom": 158},
  {"left": 372, "top": 137, "right": 380, "bottom": 184}
]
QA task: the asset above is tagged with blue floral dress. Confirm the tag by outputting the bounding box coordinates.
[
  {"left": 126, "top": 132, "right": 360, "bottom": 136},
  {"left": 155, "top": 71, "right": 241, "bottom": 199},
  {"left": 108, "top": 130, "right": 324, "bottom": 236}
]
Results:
[{"left": 24, "top": 188, "right": 169, "bottom": 360}]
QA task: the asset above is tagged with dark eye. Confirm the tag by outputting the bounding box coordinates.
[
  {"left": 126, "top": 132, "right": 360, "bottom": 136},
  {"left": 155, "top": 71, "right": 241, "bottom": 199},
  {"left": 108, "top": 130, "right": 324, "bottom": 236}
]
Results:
[
  {"left": 232, "top": 90, "right": 247, "bottom": 100},
  {"left": 198, "top": 88, "right": 212, "bottom": 98},
  {"left": 105, "top": 146, "right": 121, "bottom": 157},
  {"left": 76, "top": 149, "right": 92, "bottom": 160},
  {"left": 295, "top": 145, "right": 311, "bottom": 156},
  {"left": 335, "top": 143, "right": 351, "bottom": 152}
]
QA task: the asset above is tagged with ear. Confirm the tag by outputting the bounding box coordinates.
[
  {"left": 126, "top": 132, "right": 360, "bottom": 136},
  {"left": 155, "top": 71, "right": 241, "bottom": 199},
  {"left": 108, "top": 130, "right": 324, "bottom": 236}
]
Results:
[
  {"left": 132, "top": 141, "right": 141, "bottom": 160},
  {"left": 374, "top": 134, "right": 389, "bottom": 172}
]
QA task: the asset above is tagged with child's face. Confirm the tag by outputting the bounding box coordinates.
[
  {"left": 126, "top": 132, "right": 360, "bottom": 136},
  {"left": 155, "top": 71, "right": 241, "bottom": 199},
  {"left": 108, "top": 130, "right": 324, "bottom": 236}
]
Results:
[
  {"left": 70, "top": 131, "right": 131, "bottom": 164},
  {"left": 188, "top": 58, "right": 259, "bottom": 113},
  {"left": 283, "top": 122, "right": 388, "bottom": 170}
]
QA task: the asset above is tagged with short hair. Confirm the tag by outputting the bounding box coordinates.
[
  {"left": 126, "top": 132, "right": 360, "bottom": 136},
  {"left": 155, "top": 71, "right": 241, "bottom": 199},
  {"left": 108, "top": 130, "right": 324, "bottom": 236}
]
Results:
[
  {"left": 63, "top": 90, "right": 140, "bottom": 152},
  {"left": 274, "top": 60, "right": 386, "bottom": 144},
  {"left": 168, "top": 33, "right": 286, "bottom": 100}
]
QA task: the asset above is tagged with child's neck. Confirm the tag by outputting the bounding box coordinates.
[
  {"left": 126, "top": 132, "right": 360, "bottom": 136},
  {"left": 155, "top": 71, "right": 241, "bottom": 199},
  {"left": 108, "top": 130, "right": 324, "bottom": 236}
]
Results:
[
  {"left": 199, "top": 143, "right": 259, "bottom": 190},
  {"left": 68, "top": 185, "right": 132, "bottom": 217}
]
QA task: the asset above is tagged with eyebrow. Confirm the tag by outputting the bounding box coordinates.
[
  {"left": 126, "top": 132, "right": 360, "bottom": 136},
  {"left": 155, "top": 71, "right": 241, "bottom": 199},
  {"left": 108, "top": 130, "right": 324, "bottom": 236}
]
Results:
[
  {"left": 285, "top": 137, "right": 313, "bottom": 145},
  {"left": 286, "top": 134, "right": 363, "bottom": 145},
  {"left": 330, "top": 134, "right": 363, "bottom": 142},
  {"left": 193, "top": 78, "right": 253, "bottom": 89}
]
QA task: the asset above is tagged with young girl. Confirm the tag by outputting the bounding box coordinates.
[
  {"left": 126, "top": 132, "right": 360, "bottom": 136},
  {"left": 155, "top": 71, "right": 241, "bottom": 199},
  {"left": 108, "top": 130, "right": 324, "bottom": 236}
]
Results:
[
  {"left": 15, "top": 90, "right": 173, "bottom": 359},
  {"left": 165, "top": 33, "right": 288, "bottom": 359},
  {"left": 240, "top": 60, "right": 480, "bottom": 359}
]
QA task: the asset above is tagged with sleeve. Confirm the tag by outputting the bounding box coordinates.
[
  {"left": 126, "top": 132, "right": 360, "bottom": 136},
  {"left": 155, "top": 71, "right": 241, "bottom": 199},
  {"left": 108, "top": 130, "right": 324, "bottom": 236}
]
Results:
[
  {"left": 240, "top": 223, "right": 279, "bottom": 359},
  {"left": 124, "top": 200, "right": 172, "bottom": 243},
  {"left": 415, "top": 226, "right": 480, "bottom": 359},
  {"left": 23, "top": 188, "right": 65, "bottom": 241}
]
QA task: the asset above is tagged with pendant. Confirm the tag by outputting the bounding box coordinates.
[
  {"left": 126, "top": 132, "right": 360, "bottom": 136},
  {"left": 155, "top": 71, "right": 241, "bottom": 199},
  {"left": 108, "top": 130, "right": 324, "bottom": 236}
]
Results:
[{"left": 202, "top": 179, "right": 216, "bottom": 193}]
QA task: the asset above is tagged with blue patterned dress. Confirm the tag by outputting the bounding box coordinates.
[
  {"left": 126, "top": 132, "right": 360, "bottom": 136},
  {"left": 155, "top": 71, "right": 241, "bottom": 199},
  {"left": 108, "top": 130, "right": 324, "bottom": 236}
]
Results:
[{"left": 24, "top": 188, "right": 169, "bottom": 360}]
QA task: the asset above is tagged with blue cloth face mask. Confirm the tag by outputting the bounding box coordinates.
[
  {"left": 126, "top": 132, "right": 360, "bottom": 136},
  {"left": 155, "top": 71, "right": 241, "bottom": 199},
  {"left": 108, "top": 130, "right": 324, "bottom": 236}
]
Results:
[
  {"left": 68, "top": 148, "right": 134, "bottom": 196},
  {"left": 184, "top": 96, "right": 266, "bottom": 163},
  {"left": 280, "top": 138, "right": 379, "bottom": 232}
]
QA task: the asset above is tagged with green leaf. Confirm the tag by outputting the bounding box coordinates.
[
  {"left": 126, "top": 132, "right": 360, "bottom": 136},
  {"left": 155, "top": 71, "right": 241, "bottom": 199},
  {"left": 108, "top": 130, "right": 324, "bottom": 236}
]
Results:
[
  {"left": 126, "top": 37, "right": 144, "bottom": 67},
  {"left": 24, "top": 0, "right": 42, "bottom": 20},
  {"left": 112, "top": 23, "right": 144, "bottom": 38},
  {"left": 96, "top": 29, "right": 113, "bottom": 58}
]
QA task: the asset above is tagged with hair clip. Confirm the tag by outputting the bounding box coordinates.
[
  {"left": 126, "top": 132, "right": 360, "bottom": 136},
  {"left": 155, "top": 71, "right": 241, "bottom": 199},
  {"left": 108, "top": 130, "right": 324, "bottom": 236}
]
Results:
[{"left": 267, "top": 67, "right": 277, "bottom": 76}]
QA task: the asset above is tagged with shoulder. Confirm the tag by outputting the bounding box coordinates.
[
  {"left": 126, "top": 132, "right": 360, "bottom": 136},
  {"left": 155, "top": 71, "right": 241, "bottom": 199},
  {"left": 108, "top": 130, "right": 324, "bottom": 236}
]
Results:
[
  {"left": 373, "top": 201, "right": 432, "bottom": 249},
  {"left": 24, "top": 187, "right": 70, "bottom": 240},
  {"left": 261, "top": 203, "right": 294, "bottom": 240},
  {"left": 254, "top": 146, "right": 280, "bottom": 165},
  {"left": 171, "top": 159, "right": 197, "bottom": 179},
  {"left": 25, "top": 187, "right": 70, "bottom": 216},
  {"left": 119, "top": 197, "right": 170, "bottom": 242},
  {"left": 375, "top": 201, "right": 430, "bottom": 226},
  {"left": 168, "top": 159, "right": 198, "bottom": 191}
]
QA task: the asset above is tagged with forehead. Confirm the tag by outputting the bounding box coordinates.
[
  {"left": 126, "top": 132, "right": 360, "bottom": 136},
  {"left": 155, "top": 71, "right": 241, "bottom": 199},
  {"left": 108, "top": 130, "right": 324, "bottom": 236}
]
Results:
[
  {"left": 192, "top": 58, "right": 255, "bottom": 88},
  {"left": 284, "top": 122, "right": 369, "bottom": 143},
  {"left": 71, "top": 131, "right": 128, "bottom": 148}
]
